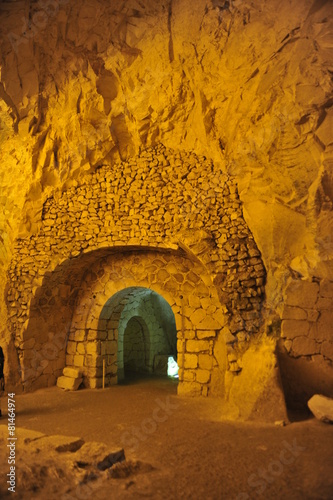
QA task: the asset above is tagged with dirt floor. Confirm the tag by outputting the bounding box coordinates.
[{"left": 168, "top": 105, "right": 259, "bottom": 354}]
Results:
[{"left": 0, "top": 376, "right": 333, "bottom": 499}]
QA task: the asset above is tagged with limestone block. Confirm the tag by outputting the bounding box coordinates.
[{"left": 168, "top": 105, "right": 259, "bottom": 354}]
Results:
[
  {"left": 181, "top": 330, "right": 195, "bottom": 340},
  {"left": 308, "top": 394, "right": 333, "bottom": 423},
  {"left": 97, "top": 330, "right": 108, "bottom": 341},
  {"left": 57, "top": 375, "right": 83, "bottom": 391},
  {"left": 178, "top": 381, "right": 202, "bottom": 397},
  {"left": 196, "top": 369, "right": 210, "bottom": 384},
  {"left": 108, "top": 329, "right": 117, "bottom": 340},
  {"left": 321, "top": 341, "right": 333, "bottom": 361},
  {"left": 69, "top": 330, "right": 85, "bottom": 342},
  {"left": 177, "top": 339, "right": 185, "bottom": 354},
  {"left": 184, "top": 354, "right": 198, "bottom": 369},
  {"left": 86, "top": 341, "right": 101, "bottom": 355},
  {"left": 281, "top": 320, "right": 310, "bottom": 339},
  {"left": 197, "top": 330, "right": 216, "bottom": 339},
  {"left": 22, "top": 349, "right": 36, "bottom": 360},
  {"left": 198, "top": 354, "right": 213, "bottom": 370},
  {"left": 183, "top": 370, "right": 196, "bottom": 381},
  {"left": 189, "top": 295, "right": 201, "bottom": 308},
  {"left": 186, "top": 339, "right": 211, "bottom": 353},
  {"left": 63, "top": 367, "right": 82, "bottom": 378},
  {"left": 309, "top": 311, "right": 333, "bottom": 341},
  {"left": 197, "top": 315, "right": 222, "bottom": 329},
  {"left": 291, "top": 337, "right": 319, "bottom": 357},
  {"left": 320, "top": 280, "right": 333, "bottom": 298},
  {"left": 105, "top": 341, "right": 117, "bottom": 355},
  {"left": 189, "top": 308, "right": 206, "bottom": 326},
  {"left": 76, "top": 343, "right": 85, "bottom": 355},
  {"left": 282, "top": 306, "right": 307, "bottom": 320},
  {"left": 316, "top": 297, "right": 333, "bottom": 310},
  {"left": 286, "top": 281, "right": 319, "bottom": 309},
  {"left": 108, "top": 363, "right": 118, "bottom": 376},
  {"left": 306, "top": 309, "right": 319, "bottom": 322},
  {"left": 73, "top": 355, "right": 84, "bottom": 367}
]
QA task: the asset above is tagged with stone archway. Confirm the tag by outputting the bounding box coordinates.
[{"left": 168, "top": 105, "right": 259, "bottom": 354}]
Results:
[
  {"left": 63, "top": 249, "right": 226, "bottom": 395},
  {"left": 6, "top": 146, "right": 266, "bottom": 394},
  {"left": 88, "top": 286, "right": 178, "bottom": 383}
]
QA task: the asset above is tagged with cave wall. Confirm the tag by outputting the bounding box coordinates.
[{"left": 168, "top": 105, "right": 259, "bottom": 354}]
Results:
[{"left": 0, "top": 0, "right": 332, "bottom": 409}]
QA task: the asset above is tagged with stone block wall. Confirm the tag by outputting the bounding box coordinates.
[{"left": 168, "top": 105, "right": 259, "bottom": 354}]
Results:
[
  {"left": 282, "top": 279, "right": 333, "bottom": 361},
  {"left": 279, "top": 278, "right": 333, "bottom": 407}
]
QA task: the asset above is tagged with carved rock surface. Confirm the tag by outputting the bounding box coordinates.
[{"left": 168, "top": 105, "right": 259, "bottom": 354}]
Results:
[{"left": 0, "top": 0, "right": 332, "bottom": 350}]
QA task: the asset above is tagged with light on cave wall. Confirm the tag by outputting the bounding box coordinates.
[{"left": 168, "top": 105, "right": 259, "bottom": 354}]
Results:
[{"left": 167, "top": 356, "right": 179, "bottom": 378}]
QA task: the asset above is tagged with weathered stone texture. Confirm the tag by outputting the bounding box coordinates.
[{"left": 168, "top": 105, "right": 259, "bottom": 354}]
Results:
[{"left": 281, "top": 278, "right": 333, "bottom": 364}]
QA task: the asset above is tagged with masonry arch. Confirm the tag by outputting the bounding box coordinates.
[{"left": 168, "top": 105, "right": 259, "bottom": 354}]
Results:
[
  {"left": 89, "top": 286, "right": 178, "bottom": 383},
  {"left": 6, "top": 145, "right": 266, "bottom": 394},
  {"left": 64, "top": 249, "right": 226, "bottom": 394}
]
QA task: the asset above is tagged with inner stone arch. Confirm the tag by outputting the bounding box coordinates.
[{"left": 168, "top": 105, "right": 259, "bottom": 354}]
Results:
[{"left": 97, "top": 286, "right": 177, "bottom": 383}]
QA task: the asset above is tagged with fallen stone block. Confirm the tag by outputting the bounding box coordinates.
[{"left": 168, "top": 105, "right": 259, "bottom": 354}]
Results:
[
  {"left": 308, "top": 394, "right": 333, "bottom": 424},
  {"left": 57, "top": 375, "right": 83, "bottom": 391}
]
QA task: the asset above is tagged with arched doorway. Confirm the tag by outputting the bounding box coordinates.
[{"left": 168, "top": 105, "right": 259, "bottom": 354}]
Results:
[
  {"left": 61, "top": 249, "right": 226, "bottom": 395},
  {"left": 102, "top": 287, "right": 178, "bottom": 383}
]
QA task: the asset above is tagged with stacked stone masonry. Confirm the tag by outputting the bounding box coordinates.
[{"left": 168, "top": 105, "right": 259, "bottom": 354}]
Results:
[
  {"left": 6, "top": 145, "right": 266, "bottom": 392},
  {"left": 64, "top": 252, "right": 226, "bottom": 392},
  {"left": 282, "top": 279, "right": 333, "bottom": 364}
]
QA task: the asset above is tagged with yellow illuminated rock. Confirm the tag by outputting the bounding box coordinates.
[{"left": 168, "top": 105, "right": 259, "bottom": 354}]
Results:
[{"left": 0, "top": 0, "right": 332, "bottom": 417}]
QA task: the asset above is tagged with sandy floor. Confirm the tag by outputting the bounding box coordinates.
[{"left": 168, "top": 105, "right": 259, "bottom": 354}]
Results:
[{"left": 1, "top": 377, "right": 333, "bottom": 499}]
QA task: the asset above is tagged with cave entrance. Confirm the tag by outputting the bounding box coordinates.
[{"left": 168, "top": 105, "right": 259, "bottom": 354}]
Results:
[{"left": 99, "top": 287, "right": 178, "bottom": 385}]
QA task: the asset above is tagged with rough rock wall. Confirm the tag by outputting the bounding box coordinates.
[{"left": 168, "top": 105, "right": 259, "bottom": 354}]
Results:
[{"left": 0, "top": 0, "right": 332, "bottom": 405}]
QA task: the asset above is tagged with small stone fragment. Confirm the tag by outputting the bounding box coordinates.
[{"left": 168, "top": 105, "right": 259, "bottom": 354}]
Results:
[{"left": 308, "top": 394, "right": 333, "bottom": 424}]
